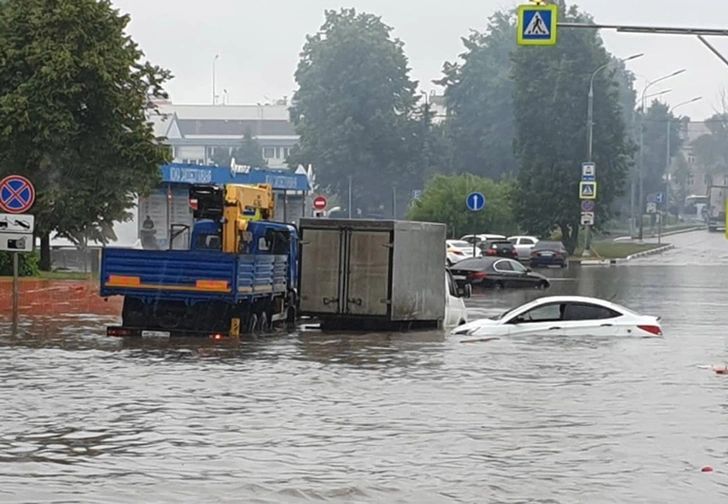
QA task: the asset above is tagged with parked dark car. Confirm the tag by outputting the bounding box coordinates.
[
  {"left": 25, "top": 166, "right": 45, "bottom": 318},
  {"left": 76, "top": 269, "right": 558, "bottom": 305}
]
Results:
[
  {"left": 529, "top": 240, "right": 569, "bottom": 268},
  {"left": 450, "top": 257, "right": 550, "bottom": 290},
  {"left": 480, "top": 240, "right": 519, "bottom": 259}
]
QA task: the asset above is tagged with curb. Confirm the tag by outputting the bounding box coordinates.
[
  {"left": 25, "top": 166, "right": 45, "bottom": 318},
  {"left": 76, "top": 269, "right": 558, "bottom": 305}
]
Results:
[
  {"left": 625, "top": 244, "right": 675, "bottom": 261},
  {"left": 629, "top": 226, "right": 704, "bottom": 240},
  {"left": 579, "top": 243, "right": 675, "bottom": 266}
]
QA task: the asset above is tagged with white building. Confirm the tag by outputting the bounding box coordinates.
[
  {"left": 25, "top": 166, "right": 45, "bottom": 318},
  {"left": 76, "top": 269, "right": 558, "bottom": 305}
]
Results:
[{"left": 152, "top": 99, "right": 299, "bottom": 169}]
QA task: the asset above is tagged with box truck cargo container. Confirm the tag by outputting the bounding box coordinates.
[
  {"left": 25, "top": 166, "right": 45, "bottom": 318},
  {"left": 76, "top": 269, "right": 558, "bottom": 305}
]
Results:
[{"left": 298, "top": 218, "right": 448, "bottom": 330}]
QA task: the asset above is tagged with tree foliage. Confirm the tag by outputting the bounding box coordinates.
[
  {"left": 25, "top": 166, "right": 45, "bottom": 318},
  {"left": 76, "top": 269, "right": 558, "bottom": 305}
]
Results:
[
  {"left": 691, "top": 113, "right": 728, "bottom": 188},
  {"left": 636, "top": 100, "right": 682, "bottom": 204},
  {"left": 0, "top": 0, "right": 171, "bottom": 268},
  {"left": 511, "top": 1, "right": 634, "bottom": 253},
  {"left": 211, "top": 129, "right": 267, "bottom": 168},
  {"left": 438, "top": 11, "right": 517, "bottom": 179},
  {"left": 289, "top": 8, "right": 422, "bottom": 216},
  {"left": 406, "top": 174, "right": 518, "bottom": 238}
]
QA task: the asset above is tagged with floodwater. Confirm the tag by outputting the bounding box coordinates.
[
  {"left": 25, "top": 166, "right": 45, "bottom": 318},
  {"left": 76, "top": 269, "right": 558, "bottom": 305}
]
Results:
[{"left": 1, "top": 230, "right": 728, "bottom": 503}]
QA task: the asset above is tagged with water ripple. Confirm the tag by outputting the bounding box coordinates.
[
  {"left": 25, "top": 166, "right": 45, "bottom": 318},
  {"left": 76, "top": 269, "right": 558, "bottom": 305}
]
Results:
[{"left": 1, "top": 256, "right": 728, "bottom": 502}]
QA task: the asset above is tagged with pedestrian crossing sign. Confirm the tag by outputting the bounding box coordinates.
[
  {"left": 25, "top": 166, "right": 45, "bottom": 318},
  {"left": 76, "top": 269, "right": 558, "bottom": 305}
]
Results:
[
  {"left": 579, "top": 181, "right": 597, "bottom": 200},
  {"left": 517, "top": 4, "right": 558, "bottom": 46}
]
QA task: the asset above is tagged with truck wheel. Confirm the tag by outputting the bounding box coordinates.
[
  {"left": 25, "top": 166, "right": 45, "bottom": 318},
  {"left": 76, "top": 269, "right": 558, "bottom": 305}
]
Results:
[
  {"left": 247, "top": 313, "right": 258, "bottom": 335},
  {"left": 286, "top": 305, "right": 297, "bottom": 325},
  {"left": 258, "top": 311, "right": 270, "bottom": 333}
]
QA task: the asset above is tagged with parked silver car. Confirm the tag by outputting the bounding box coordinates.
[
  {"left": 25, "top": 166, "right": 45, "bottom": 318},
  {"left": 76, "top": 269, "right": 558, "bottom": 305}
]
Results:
[{"left": 507, "top": 235, "right": 540, "bottom": 260}]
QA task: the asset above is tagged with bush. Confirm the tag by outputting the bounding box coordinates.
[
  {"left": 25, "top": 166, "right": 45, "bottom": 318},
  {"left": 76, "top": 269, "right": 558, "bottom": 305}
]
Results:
[
  {"left": 407, "top": 174, "right": 519, "bottom": 238},
  {"left": 0, "top": 251, "right": 40, "bottom": 277}
]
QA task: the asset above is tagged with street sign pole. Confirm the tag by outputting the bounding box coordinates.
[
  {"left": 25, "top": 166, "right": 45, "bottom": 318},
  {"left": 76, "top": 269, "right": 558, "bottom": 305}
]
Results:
[
  {"left": 466, "top": 191, "right": 486, "bottom": 257},
  {"left": 12, "top": 252, "right": 18, "bottom": 331},
  {"left": 0, "top": 175, "right": 37, "bottom": 333}
]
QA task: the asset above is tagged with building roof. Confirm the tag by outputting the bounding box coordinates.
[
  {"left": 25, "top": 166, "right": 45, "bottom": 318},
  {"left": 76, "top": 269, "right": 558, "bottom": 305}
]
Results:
[
  {"left": 177, "top": 118, "right": 296, "bottom": 137},
  {"left": 173, "top": 104, "right": 291, "bottom": 121}
]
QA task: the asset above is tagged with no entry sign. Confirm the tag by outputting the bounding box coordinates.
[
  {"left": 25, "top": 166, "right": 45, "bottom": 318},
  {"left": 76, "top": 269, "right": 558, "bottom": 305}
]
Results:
[{"left": 313, "top": 196, "right": 327, "bottom": 211}]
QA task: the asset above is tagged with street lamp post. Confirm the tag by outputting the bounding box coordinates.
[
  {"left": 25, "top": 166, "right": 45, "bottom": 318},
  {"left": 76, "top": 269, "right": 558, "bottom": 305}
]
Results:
[
  {"left": 664, "top": 96, "right": 702, "bottom": 224},
  {"left": 630, "top": 88, "right": 672, "bottom": 235},
  {"left": 584, "top": 53, "right": 643, "bottom": 256},
  {"left": 212, "top": 54, "right": 219, "bottom": 105},
  {"left": 638, "top": 69, "right": 686, "bottom": 242}
]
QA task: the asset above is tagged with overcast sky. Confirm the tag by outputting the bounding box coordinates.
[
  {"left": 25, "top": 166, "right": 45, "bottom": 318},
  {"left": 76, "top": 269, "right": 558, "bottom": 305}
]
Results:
[{"left": 113, "top": 0, "right": 728, "bottom": 121}]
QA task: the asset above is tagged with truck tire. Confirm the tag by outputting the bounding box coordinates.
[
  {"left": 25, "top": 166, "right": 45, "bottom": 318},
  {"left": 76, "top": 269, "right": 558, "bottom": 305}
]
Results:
[
  {"left": 247, "top": 313, "right": 258, "bottom": 335},
  {"left": 286, "top": 305, "right": 297, "bottom": 325},
  {"left": 258, "top": 311, "right": 270, "bottom": 333}
]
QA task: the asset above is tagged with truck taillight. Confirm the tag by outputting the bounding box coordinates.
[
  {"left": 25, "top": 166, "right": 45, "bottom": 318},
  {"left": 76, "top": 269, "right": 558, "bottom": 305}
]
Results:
[
  {"left": 189, "top": 198, "right": 198, "bottom": 210},
  {"left": 107, "top": 327, "right": 134, "bottom": 337}
]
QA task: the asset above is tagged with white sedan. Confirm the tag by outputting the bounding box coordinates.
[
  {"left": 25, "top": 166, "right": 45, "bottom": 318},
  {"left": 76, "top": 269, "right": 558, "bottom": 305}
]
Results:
[
  {"left": 446, "top": 239, "right": 481, "bottom": 265},
  {"left": 451, "top": 296, "right": 663, "bottom": 338}
]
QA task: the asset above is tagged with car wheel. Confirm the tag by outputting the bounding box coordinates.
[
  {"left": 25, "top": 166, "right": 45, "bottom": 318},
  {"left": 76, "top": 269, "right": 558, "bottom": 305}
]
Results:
[
  {"left": 494, "top": 281, "right": 504, "bottom": 290},
  {"left": 538, "top": 280, "right": 549, "bottom": 289}
]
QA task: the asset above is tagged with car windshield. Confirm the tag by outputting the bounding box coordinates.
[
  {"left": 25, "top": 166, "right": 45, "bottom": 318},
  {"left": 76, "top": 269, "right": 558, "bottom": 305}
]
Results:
[{"left": 534, "top": 241, "right": 563, "bottom": 250}]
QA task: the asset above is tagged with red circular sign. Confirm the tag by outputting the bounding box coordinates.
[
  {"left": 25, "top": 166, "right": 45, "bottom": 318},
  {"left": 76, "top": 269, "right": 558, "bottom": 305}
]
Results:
[
  {"left": 0, "top": 175, "right": 36, "bottom": 214},
  {"left": 313, "top": 196, "right": 328, "bottom": 211}
]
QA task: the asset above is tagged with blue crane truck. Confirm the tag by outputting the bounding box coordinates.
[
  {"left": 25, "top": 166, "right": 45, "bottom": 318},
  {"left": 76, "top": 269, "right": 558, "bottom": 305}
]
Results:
[{"left": 101, "top": 183, "right": 299, "bottom": 338}]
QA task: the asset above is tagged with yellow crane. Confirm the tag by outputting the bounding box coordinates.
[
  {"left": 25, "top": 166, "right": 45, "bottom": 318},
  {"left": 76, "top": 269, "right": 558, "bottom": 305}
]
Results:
[{"left": 221, "top": 184, "right": 275, "bottom": 253}]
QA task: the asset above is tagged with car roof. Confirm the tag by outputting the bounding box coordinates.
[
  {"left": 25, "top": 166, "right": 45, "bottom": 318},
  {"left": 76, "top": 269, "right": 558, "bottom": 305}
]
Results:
[
  {"left": 508, "top": 235, "right": 539, "bottom": 240},
  {"left": 518, "top": 296, "right": 630, "bottom": 312}
]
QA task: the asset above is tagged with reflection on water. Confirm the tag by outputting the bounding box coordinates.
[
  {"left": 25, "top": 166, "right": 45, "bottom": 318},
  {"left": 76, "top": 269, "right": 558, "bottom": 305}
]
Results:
[{"left": 1, "top": 260, "right": 728, "bottom": 503}]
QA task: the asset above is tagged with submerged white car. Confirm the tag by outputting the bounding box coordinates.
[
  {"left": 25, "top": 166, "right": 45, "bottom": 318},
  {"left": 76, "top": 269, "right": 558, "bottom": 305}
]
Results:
[{"left": 451, "top": 296, "right": 662, "bottom": 337}]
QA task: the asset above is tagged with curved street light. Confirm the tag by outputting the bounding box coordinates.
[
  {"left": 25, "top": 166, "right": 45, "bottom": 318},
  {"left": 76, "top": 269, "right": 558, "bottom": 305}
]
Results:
[
  {"left": 637, "top": 69, "right": 687, "bottom": 241},
  {"left": 663, "top": 96, "right": 702, "bottom": 220},
  {"left": 586, "top": 53, "right": 644, "bottom": 162},
  {"left": 583, "top": 52, "right": 643, "bottom": 256}
]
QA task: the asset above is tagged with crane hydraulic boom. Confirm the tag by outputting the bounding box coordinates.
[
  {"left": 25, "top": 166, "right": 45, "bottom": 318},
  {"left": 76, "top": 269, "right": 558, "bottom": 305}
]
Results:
[{"left": 189, "top": 183, "right": 276, "bottom": 253}]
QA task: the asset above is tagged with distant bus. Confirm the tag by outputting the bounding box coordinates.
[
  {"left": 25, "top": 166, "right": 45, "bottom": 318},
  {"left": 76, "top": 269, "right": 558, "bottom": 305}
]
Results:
[{"left": 684, "top": 194, "right": 708, "bottom": 216}]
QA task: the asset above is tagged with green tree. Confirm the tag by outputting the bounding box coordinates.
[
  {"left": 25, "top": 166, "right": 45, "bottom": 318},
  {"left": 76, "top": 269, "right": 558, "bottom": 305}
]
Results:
[
  {"left": 438, "top": 11, "right": 517, "bottom": 179},
  {"left": 212, "top": 129, "right": 267, "bottom": 168},
  {"left": 511, "top": 1, "right": 634, "bottom": 253},
  {"left": 289, "top": 8, "right": 421, "bottom": 215},
  {"left": 0, "top": 0, "right": 171, "bottom": 270},
  {"left": 691, "top": 113, "right": 728, "bottom": 189},
  {"left": 636, "top": 100, "right": 682, "bottom": 204},
  {"left": 407, "top": 173, "right": 518, "bottom": 238}
]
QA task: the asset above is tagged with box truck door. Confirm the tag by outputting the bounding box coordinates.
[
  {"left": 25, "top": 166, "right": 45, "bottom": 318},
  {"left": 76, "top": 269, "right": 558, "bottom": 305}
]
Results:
[
  {"left": 299, "top": 228, "right": 343, "bottom": 314},
  {"left": 345, "top": 230, "right": 391, "bottom": 316}
]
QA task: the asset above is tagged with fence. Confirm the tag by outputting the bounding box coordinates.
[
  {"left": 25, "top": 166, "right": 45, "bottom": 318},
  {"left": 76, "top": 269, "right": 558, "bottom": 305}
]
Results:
[
  {"left": 0, "top": 278, "right": 122, "bottom": 319},
  {"left": 50, "top": 247, "right": 101, "bottom": 274}
]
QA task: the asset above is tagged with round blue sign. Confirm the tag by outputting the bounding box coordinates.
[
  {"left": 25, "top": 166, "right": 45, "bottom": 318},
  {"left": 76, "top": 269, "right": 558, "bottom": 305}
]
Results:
[{"left": 466, "top": 192, "right": 486, "bottom": 212}]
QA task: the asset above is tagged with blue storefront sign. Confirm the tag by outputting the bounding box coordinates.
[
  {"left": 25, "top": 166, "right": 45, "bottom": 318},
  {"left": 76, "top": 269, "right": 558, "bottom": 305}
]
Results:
[{"left": 160, "top": 163, "right": 311, "bottom": 192}]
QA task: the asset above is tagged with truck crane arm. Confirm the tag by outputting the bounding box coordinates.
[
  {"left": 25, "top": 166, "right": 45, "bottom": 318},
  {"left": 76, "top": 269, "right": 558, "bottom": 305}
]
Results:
[
  {"left": 189, "top": 183, "right": 276, "bottom": 253},
  {"left": 223, "top": 184, "right": 275, "bottom": 253}
]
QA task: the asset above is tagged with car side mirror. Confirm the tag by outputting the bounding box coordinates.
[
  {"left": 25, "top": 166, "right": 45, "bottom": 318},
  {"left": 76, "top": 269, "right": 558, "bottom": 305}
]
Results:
[
  {"left": 526, "top": 268, "right": 532, "bottom": 273},
  {"left": 457, "top": 284, "right": 472, "bottom": 299}
]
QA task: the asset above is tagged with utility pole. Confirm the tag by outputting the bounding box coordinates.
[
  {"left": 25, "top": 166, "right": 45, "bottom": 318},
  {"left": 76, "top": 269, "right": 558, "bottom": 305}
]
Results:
[
  {"left": 638, "top": 69, "right": 686, "bottom": 242},
  {"left": 585, "top": 53, "right": 642, "bottom": 255},
  {"left": 212, "top": 54, "right": 219, "bottom": 105}
]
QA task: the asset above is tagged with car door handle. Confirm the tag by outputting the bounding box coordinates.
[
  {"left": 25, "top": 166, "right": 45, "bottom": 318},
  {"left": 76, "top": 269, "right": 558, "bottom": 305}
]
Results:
[
  {"left": 600, "top": 323, "right": 613, "bottom": 327},
  {"left": 549, "top": 326, "right": 561, "bottom": 330}
]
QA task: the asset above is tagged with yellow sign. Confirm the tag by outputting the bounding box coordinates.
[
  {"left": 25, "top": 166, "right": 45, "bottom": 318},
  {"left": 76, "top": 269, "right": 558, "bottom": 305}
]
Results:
[
  {"left": 579, "top": 181, "right": 597, "bottom": 200},
  {"left": 517, "top": 3, "right": 558, "bottom": 46}
]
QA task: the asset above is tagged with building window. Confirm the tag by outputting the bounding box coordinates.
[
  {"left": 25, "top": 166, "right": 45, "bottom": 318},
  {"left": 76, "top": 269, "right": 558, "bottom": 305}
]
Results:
[
  {"left": 688, "top": 154, "right": 696, "bottom": 165},
  {"left": 263, "top": 147, "right": 275, "bottom": 159}
]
